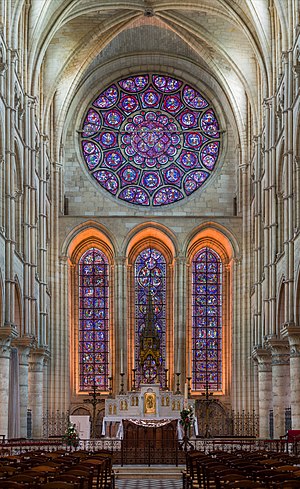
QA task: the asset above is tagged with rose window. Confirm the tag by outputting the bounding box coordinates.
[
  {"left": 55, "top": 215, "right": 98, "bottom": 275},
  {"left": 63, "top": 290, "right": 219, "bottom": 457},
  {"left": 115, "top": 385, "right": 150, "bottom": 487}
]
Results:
[{"left": 81, "top": 74, "right": 221, "bottom": 206}]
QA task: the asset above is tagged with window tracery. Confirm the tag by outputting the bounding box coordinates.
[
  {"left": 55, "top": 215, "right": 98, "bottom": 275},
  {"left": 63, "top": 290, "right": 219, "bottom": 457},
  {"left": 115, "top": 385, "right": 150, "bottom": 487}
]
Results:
[
  {"left": 81, "top": 74, "right": 220, "bottom": 206},
  {"left": 134, "top": 247, "right": 166, "bottom": 385},
  {"left": 78, "top": 247, "right": 110, "bottom": 391},
  {"left": 192, "top": 247, "right": 222, "bottom": 391}
]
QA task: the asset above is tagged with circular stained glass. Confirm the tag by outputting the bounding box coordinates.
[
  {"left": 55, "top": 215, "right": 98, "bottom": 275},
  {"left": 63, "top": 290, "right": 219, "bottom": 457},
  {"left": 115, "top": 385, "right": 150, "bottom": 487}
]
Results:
[{"left": 81, "top": 74, "right": 221, "bottom": 206}]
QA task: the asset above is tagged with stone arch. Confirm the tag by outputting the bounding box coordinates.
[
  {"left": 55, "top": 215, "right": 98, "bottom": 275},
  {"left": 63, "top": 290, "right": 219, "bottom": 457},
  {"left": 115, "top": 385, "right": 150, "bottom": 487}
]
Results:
[
  {"left": 276, "top": 141, "right": 286, "bottom": 255},
  {"left": 186, "top": 224, "right": 236, "bottom": 398},
  {"left": 67, "top": 223, "right": 115, "bottom": 397},
  {"left": 0, "top": 267, "right": 3, "bottom": 326},
  {"left": 295, "top": 266, "right": 300, "bottom": 327},
  {"left": 126, "top": 224, "right": 176, "bottom": 385},
  {"left": 277, "top": 278, "right": 285, "bottom": 333},
  {"left": 13, "top": 142, "right": 23, "bottom": 254},
  {"left": 14, "top": 276, "right": 22, "bottom": 335}
]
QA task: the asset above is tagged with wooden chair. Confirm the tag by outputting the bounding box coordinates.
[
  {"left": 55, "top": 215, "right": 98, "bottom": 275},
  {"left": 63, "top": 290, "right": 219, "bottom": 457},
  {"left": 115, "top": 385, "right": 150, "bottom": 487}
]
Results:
[
  {"left": 50, "top": 474, "right": 84, "bottom": 489},
  {"left": 81, "top": 458, "right": 106, "bottom": 489},
  {"left": 40, "top": 483, "right": 77, "bottom": 489},
  {"left": 10, "top": 474, "right": 40, "bottom": 486},
  {"left": 0, "top": 483, "right": 25, "bottom": 489},
  {"left": 226, "top": 482, "right": 265, "bottom": 488},
  {"left": 65, "top": 468, "right": 93, "bottom": 489},
  {"left": 218, "top": 473, "right": 247, "bottom": 487},
  {"left": 214, "top": 470, "right": 245, "bottom": 489},
  {"left": 273, "top": 482, "right": 300, "bottom": 488}
]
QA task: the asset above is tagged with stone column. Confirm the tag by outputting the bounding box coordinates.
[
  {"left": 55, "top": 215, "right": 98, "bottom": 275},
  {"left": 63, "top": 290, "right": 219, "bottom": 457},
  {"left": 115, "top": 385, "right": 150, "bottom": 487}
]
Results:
[
  {"left": 13, "top": 337, "right": 33, "bottom": 438},
  {"left": 282, "top": 326, "right": 300, "bottom": 429},
  {"left": 0, "top": 327, "right": 17, "bottom": 437},
  {"left": 252, "top": 347, "right": 272, "bottom": 438},
  {"left": 115, "top": 255, "right": 126, "bottom": 394},
  {"left": 28, "top": 349, "right": 45, "bottom": 438},
  {"left": 174, "top": 254, "right": 187, "bottom": 392},
  {"left": 266, "top": 337, "right": 290, "bottom": 438}
]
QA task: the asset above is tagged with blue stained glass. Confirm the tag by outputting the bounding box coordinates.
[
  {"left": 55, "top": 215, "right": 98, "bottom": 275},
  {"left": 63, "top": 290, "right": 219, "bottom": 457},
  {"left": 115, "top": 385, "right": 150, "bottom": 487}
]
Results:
[
  {"left": 81, "top": 74, "right": 221, "bottom": 206},
  {"left": 135, "top": 248, "right": 166, "bottom": 386},
  {"left": 79, "top": 248, "right": 109, "bottom": 391},
  {"left": 192, "top": 247, "right": 222, "bottom": 391}
]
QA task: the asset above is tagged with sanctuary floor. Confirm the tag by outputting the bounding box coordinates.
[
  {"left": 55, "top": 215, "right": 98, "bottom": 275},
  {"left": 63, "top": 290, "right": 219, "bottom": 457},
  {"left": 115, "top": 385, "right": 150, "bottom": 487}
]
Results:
[
  {"left": 114, "top": 464, "right": 184, "bottom": 488},
  {"left": 116, "top": 480, "right": 182, "bottom": 489}
]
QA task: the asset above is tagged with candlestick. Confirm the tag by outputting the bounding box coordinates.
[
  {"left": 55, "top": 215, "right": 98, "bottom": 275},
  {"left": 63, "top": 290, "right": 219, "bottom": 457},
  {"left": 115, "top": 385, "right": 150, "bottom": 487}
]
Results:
[
  {"left": 131, "top": 368, "right": 137, "bottom": 391},
  {"left": 187, "top": 376, "right": 192, "bottom": 399},
  {"left": 164, "top": 368, "right": 169, "bottom": 391},
  {"left": 119, "top": 372, "right": 125, "bottom": 395},
  {"left": 108, "top": 377, "right": 113, "bottom": 398},
  {"left": 175, "top": 372, "right": 181, "bottom": 395}
]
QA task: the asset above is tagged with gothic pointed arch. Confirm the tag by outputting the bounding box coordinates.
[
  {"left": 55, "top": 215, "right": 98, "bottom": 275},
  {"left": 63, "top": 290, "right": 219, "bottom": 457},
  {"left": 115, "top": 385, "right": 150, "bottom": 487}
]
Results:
[
  {"left": 68, "top": 227, "right": 115, "bottom": 395},
  {"left": 127, "top": 226, "right": 175, "bottom": 388},
  {"left": 187, "top": 227, "right": 234, "bottom": 396},
  {"left": 277, "top": 278, "right": 286, "bottom": 332}
]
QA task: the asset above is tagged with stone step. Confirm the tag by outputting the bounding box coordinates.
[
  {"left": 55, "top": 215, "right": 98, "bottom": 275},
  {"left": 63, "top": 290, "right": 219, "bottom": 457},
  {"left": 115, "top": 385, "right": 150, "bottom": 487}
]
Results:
[{"left": 114, "top": 464, "right": 185, "bottom": 480}]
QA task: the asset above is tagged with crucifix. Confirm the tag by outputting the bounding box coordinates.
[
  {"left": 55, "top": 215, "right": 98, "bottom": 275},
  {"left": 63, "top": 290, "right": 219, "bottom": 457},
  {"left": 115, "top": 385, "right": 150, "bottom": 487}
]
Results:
[
  {"left": 201, "top": 380, "right": 214, "bottom": 438},
  {"left": 83, "top": 385, "right": 102, "bottom": 438}
]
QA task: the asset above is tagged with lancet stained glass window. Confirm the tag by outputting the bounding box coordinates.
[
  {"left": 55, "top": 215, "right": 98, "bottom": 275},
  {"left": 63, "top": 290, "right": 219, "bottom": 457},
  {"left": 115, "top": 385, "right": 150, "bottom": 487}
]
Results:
[
  {"left": 134, "top": 248, "right": 166, "bottom": 386},
  {"left": 79, "top": 248, "right": 109, "bottom": 391},
  {"left": 81, "top": 74, "right": 221, "bottom": 206},
  {"left": 192, "top": 247, "right": 222, "bottom": 391}
]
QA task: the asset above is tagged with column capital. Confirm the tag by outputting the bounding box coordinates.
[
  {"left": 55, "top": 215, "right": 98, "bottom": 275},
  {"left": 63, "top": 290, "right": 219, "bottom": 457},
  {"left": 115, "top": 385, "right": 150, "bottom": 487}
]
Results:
[
  {"left": 29, "top": 347, "right": 47, "bottom": 372},
  {"left": 252, "top": 346, "right": 272, "bottom": 371},
  {"left": 0, "top": 326, "right": 18, "bottom": 356},
  {"left": 12, "top": 336, "right": 36, "bottom": 365},
  {"left": 265, "top": 336, "right": 290, "bottom": 365},
  {"left": 281, "top": 325, "right": 300, "bottom": 357}
]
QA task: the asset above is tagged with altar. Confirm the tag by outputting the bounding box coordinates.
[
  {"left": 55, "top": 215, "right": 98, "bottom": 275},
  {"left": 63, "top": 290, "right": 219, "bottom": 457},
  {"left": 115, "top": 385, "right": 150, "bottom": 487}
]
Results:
[{"left": 103, "top": 384, "right": 197, "bottom": 439}]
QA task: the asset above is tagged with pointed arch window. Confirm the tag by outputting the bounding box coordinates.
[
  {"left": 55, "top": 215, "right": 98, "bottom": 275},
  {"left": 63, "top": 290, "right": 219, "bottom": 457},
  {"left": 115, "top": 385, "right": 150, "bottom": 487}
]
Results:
[
  {"left": 134, "top": 247, "right": 166, "bottom": 386},
  {"left": 192, "top": 247, "right": 222, "bottom": 391},
  {"left": 79, "top": 248, "right": 109, "bottom": 391}
]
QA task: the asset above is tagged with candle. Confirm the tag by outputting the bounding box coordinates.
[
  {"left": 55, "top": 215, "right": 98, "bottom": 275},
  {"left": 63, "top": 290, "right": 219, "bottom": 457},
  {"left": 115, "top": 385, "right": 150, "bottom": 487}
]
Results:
[
  {"left": 120, "top": 348, "right": 124, "bottom": 373},
  {"left": 176, "top": 355, "right": 180, "bottom": 374},
  {"left": 184, "top": 382, "right": 188, "bottom": 400},
  {"left": 187, "top": 350, "right": 190, "bottom": 377}
]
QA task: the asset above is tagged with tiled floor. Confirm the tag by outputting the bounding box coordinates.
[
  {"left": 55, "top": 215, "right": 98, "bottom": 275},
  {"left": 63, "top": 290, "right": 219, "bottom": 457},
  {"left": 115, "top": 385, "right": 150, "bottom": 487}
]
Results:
[{"left": 116, "top": 480, "right": 182, "bottom": 488}]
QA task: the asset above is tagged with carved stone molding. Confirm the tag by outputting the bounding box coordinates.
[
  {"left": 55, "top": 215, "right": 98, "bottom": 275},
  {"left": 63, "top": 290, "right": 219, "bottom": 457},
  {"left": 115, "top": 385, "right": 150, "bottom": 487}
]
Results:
[
  {"left": 28, "top": 347, "right": 47, "bottom": 372},
  {"left": 281, "top": 325, "right": 300, "bottom": 358},
  {"left": 265, "top": 336, "right": 290, "bottom": 365},
  {"left": 12, "top": 336, "right": 36, "bottom": 365},
  {"left": 0, "top": 326, "right": 18, "bottom": 357},
  {"left": 252, "top": 346, "right": 272, "bottom": 372}
]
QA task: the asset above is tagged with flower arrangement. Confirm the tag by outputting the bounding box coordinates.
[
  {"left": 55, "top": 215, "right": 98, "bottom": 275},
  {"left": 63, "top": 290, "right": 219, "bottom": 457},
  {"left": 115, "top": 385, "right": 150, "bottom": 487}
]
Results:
[
  {"left": 180, "top": 405, "right": 194, "bottom": 431},
  {"left": 63, "top": 422, "right": 79, "bottom": 447}
]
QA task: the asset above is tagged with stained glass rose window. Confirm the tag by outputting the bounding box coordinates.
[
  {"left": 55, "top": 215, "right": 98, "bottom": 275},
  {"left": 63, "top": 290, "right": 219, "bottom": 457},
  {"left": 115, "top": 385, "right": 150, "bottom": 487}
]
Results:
[{"left": 81, "top": 74, "right": 221, "bottom": 206}]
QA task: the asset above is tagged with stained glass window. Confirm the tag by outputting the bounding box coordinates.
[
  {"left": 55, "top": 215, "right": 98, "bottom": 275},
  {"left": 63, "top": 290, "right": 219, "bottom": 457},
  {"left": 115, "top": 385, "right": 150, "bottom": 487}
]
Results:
[
  {"left": 79, "top": 248, "right": 109, "bottom": 391},
  {"left": 134, "top": 247, "right": 166, "bottom": 385},
  {"left": 192, "top": 247, "right": 222, "bottom": 391},
  {"left": 81, "top": 74, "right": 221, "bottom": 206}
]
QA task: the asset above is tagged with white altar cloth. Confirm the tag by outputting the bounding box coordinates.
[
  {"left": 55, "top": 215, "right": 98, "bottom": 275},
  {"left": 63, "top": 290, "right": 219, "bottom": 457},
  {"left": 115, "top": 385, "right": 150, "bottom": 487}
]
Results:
[{"left": 102, "top": 416, "right": 198, "bottom": 439}]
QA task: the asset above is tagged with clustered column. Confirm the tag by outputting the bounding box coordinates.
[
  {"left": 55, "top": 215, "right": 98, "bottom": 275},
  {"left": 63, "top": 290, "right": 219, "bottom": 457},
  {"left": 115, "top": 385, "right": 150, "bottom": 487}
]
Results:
[
  {"left": 252, "top": 347, "right": 272, "bottom": 438},
  {"left": 0, "top": 327, "right": 17, "bottom": 437},
  {"left": 28, "top": 349, "right": 45, "bottom": 438},
  {"left": 266, "top": 337, "right": 290, "bottom": 438},
  {"left": 282, "top": 326, "right": 300, "bottom": 429}
]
